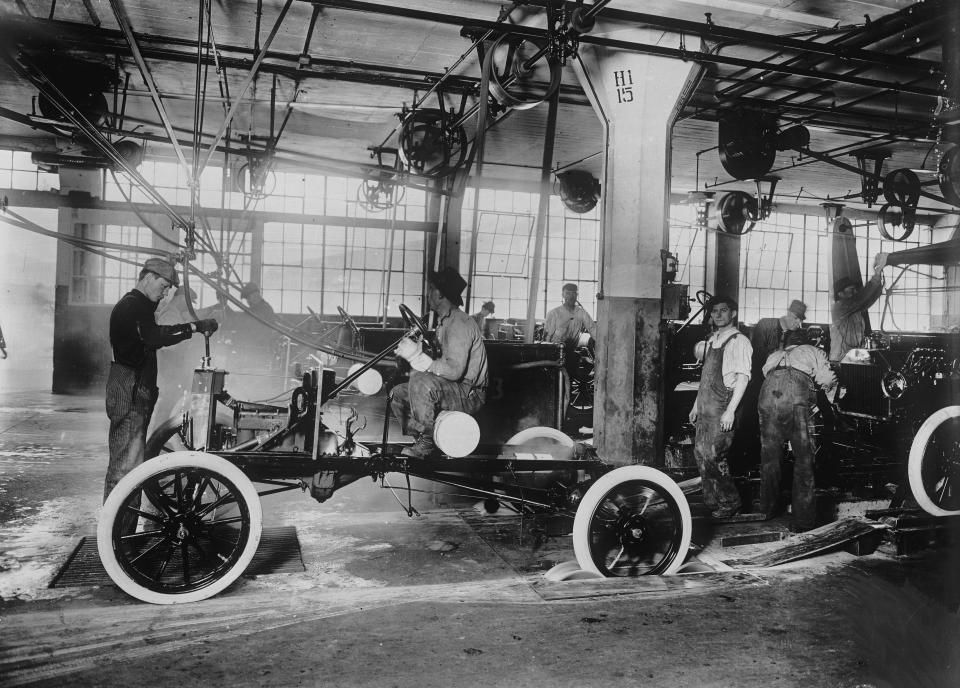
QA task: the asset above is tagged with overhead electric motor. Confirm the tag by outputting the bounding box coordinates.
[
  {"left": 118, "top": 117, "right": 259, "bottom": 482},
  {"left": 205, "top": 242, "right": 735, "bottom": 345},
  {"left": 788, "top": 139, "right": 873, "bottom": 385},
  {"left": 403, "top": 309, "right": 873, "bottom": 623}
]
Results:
[{"left": 556, "top": 170, "right": 601, "bottom": 213}]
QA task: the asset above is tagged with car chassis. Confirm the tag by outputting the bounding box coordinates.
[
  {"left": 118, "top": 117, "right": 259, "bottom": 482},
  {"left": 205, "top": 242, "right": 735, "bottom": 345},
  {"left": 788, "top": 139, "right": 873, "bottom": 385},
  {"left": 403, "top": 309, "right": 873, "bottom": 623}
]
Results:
[{"left": 97, "top": 306, "right": 694, "bottom": 604}]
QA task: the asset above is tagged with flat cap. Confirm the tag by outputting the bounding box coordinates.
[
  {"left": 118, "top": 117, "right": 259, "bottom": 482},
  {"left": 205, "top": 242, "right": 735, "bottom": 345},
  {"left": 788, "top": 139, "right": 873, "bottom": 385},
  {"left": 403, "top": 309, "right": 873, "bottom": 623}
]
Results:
[{"left": 142, "top": 258, "right": 179, "bottom": 287}]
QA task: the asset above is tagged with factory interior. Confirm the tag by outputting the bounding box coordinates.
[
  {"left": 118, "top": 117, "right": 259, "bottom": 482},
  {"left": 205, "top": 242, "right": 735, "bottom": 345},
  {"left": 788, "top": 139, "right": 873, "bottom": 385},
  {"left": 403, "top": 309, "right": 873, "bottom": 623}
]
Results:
[{"left": 0, "top": 1, "right": 959, "bottom": 686}]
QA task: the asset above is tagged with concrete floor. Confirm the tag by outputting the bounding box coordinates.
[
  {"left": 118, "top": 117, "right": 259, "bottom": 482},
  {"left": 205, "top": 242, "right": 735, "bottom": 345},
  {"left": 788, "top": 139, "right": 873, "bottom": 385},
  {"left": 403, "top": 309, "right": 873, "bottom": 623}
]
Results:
[{"left": 1, "top": 389, "right": 959, "bottom": 688}]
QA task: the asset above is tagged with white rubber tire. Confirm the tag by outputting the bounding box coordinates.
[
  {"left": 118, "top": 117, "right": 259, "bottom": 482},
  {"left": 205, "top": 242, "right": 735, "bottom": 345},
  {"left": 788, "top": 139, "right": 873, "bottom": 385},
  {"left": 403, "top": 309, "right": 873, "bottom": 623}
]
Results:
[
  {"left": 573, "top": 465, "right": 692, "bottom": 577},
  {"left": 97, "top": 451, "right": 263, "bottom": 604},
  {"left": 908, "top": 406, "right": 960, "bottom": 517},
  {"left": 505, "top": 426, "right": 575, "bottom": 447}
]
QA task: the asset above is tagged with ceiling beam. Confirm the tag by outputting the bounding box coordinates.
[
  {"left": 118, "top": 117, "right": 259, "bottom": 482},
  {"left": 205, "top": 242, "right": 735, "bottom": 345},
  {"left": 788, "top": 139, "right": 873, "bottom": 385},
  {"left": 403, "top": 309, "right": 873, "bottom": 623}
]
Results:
[{"left": 308, "top": 0, "right": 940, "bottom": 96}]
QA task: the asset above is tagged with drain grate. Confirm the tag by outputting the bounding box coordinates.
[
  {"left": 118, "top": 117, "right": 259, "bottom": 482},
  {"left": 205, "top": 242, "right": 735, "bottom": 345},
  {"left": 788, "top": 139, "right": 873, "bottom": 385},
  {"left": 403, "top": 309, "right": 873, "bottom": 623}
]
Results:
[{"left": 50, "top": 526, "right": 305, "bottom": 588}]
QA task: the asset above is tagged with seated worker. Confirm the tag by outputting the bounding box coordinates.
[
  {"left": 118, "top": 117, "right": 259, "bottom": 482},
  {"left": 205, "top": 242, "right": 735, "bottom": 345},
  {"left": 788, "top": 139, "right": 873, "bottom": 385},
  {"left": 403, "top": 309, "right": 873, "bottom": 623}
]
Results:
[
  {"left": 829, "top": 252, "right": 888, "bottom": 362},
  {"left": 758, "top": 328, "right": 837, "bottom": 532},
  {"left": 391, "top": 267, "right": 489, "bottom": 458},
  {"left": 543, "top": 282, "right": 596, "bottom": 351},
  {"left": 688, "top": 296, "right": 752, "bottom": 519},
  {"left": 470, "top": 300, "right": 495, "bottom": 336}
]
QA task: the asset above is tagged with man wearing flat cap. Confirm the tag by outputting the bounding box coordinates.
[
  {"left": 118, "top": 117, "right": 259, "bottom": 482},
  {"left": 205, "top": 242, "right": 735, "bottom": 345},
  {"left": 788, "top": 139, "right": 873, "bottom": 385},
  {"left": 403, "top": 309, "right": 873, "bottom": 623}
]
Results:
[
  {"left": 104, "top": 257, "right": 219, "bottom": 499},
  {"left": 749, "top": 299, "right": 807, "bottom": 379},
  {"left": 830, "top": 252, "right": 888, "bottom": 362},
  {"left": 391, "top": 267, "right": 489, "bottom": 458}
]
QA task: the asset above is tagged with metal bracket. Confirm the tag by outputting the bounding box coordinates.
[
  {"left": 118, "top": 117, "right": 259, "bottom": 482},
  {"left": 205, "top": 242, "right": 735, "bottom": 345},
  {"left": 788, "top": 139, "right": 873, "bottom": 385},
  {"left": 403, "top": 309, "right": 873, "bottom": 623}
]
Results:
[{"left": 852, "top": 151, "right": 890, "bottom": 208}]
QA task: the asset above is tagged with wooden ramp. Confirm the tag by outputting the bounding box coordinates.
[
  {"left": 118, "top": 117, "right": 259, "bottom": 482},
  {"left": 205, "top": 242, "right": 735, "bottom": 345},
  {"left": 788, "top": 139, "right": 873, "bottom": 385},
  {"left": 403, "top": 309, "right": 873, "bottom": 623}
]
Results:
[
  {"left": 531, "top": 570, "right": 765, "bottom": 601},
  {"left": 721, "top": 517, "right": 887, "bottom": 568}
]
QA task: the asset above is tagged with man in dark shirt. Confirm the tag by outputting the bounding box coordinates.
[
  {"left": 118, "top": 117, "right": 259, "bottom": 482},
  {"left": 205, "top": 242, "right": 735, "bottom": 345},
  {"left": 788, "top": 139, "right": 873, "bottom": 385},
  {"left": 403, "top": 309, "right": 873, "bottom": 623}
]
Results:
[{"left": 104, "top": 258, "right": 217, "bottom": 500}]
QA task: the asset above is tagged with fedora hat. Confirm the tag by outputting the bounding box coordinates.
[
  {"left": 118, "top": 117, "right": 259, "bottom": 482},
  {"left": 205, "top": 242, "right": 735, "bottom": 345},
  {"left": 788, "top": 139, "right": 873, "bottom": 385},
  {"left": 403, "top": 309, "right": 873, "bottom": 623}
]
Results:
[
  {"left": 788, "top": 299, "right": 807, "bottom": 320},
  {"left": 429, "top": 267, "right": 467, "bottom": 307}
]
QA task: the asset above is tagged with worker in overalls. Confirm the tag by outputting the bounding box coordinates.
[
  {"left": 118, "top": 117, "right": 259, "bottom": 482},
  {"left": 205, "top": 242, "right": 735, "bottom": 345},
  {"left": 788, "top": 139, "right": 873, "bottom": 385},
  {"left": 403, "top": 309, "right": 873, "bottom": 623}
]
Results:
[
  {"left": 758, "top": 328, "right": 837, "bottom": 532},
  {"left": 689, "top": 296, "right": 752, "bottom": 519}
]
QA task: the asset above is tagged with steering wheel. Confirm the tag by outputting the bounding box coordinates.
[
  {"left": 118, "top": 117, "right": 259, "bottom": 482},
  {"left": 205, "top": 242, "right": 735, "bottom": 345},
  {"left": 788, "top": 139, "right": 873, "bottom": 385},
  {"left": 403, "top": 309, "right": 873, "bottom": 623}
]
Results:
[
  {"left": 695, "top": 289, "right": 713, "bottom": 307},
  {"left": 337, "top": 306, "right": 362, "bottom": 340},
  {"left": 399, "top": 303, "right": 428, "bottom": 339}
]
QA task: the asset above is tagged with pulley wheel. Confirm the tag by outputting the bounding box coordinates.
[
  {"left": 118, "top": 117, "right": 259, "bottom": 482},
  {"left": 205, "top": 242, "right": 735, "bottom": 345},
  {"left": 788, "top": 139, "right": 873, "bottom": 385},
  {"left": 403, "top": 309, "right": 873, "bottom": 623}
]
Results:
[
  {"left": 938, "top": 147, "right": 960, "bottom": 207},
  {"left": 714, "top": 191, "right": 758, "bottom": 235},
  {"left": 717, "top": 109, "right": 777, "bottom": 181},
  {"left": 882, "top": 168, "right": 921, "bottom": 207},
  {"left": 397, "top": 109, "right": 467, "bottom": 178},
  {"left": 877, "top": 203, "right": 916, "bottom": 241},
  {"left": 487, "top": 34, "right": 562, "bottom": 111}
]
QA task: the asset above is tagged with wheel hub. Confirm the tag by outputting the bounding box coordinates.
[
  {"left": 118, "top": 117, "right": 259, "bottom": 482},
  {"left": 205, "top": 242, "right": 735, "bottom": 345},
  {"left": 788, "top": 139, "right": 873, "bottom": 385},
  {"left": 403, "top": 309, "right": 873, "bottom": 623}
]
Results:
[{"left": 617, "top": 513, "right": 647, "bottom": 545}]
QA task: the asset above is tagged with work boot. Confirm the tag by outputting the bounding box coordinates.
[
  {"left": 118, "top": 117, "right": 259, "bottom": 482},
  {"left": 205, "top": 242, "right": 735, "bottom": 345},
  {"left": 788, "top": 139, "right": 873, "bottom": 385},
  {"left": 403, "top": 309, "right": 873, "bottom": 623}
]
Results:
[
  {"left": 711, "top": 504, "right": 740, "bottom": 519},
  {"left": 402, "top": 434, "right": 437, "bottom": 459}
]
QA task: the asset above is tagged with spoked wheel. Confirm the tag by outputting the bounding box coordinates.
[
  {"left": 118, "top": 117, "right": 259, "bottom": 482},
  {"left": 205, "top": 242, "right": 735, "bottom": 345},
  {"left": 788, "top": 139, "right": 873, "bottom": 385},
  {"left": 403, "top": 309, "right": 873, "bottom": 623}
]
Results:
[
  {"left": 908, "top": 406, "right": 960, "bottom": 517},
  {"left": 97, "top": 451, "right": 262, "bottom": 604},
  {"left": 569, "top": 351, "right": 595, "bottom": 413},
  {"left": 573, "top": 465, "right": 691, "bottom": 577}
]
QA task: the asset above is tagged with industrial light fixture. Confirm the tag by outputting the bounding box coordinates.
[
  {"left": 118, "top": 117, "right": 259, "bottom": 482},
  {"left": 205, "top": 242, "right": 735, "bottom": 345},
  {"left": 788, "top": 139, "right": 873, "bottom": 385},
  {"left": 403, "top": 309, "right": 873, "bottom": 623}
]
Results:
[
  {"left": 754, "top": 175, "right": 779, "bottom": 220},
  {"left": 821, "top": 202, "right": 844, "bottom": 221}
]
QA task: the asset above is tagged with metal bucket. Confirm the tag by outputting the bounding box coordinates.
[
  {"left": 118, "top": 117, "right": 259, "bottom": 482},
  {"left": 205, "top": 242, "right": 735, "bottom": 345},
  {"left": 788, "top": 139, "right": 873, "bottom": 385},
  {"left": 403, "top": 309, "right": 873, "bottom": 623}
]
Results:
[{"left": 433, "top": 410, "right": 480, "bottom": 458}]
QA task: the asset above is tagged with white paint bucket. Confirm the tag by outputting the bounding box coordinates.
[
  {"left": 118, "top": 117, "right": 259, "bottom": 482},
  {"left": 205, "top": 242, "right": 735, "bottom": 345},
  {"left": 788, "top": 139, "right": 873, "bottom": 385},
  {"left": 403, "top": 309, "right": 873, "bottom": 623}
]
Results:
[
  {"left": 347, "top": 363, "right": 383, "bottom": 395},
  {"left": 433, "top": 410, "right": 480, "bottom": 458}
]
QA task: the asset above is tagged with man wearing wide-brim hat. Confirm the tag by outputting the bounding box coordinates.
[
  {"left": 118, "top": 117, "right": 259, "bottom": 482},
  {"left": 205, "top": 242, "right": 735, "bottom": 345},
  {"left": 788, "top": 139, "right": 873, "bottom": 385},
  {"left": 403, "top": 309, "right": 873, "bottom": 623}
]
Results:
[
  {"left": 103, "top": 257, "right": 219, "bottom": 500},
  {"left": 391, "top": 267, "right": 489, "bottom": 458}
]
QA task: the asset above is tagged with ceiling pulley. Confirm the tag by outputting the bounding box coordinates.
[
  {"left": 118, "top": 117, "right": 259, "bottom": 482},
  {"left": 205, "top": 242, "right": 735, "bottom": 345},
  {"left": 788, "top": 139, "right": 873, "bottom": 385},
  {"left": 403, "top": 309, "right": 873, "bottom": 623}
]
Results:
[
  {"left": 556, "top": 170, "right": 601, "bottom": 213},
  {"left": 717, "top": 109, "right": 779, "bottom": 181},
  {"left": 358, "top": 147, "right": 405, "bottom": 212},
  {"left": 397, "top": 108, "right": 467, "bottom": 178},
  {"left": 487, "top": 34, "right": 562, "bottom": 111},
  {"left": 713, "top": 190, "right": 758, "bottom": 235},
  {"left": 30, "top": 54, "right": 116, "bottom": 127},
  {"left": 937, "top": 146, "right": 960, "bottom": 207}
]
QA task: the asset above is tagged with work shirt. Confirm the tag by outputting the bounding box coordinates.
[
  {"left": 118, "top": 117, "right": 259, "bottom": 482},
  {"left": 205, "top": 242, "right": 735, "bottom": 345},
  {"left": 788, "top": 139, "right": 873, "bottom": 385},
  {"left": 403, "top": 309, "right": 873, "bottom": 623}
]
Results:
[
  {"left": 428, "top": 308, "right": 489, "bottom": 391},
  {"left": 762, "top": 344, "right": 837, "bottom": 393},
  {"left": 829, "top": 272, "right": 883, "bottom": 361},
  {"left": 544, "top": 304, "right": 596, "bottom": 348},
  {"left": 704, "top": 328, "right": 752, "bottom": 389},
  {"left": 109, "top": 289, "right": 193, "bottom": 388}
]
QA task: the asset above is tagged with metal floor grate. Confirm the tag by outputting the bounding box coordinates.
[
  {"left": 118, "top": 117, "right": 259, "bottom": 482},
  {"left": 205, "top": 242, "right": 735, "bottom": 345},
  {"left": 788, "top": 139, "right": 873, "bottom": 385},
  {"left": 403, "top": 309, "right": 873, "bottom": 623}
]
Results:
[{"left": 50, "top": 526, "right": 305, "bottom": 588}]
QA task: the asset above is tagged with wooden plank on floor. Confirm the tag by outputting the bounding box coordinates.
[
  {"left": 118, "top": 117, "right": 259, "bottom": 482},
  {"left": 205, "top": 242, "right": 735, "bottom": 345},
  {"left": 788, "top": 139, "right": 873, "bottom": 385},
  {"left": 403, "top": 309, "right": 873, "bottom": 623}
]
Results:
[
  {"left": 531, "top": 570, "right": 764, "bottom": 601},
  {"left": 722, "top": 517, "right": 888, "bottom": 568}
]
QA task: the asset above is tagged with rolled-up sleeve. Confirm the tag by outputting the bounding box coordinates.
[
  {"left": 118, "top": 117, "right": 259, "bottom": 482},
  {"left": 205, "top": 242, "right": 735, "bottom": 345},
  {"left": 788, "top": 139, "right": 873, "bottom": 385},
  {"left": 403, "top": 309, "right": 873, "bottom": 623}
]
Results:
[{"left": 720, "top": 333, "right": 752, "bottom": 388}]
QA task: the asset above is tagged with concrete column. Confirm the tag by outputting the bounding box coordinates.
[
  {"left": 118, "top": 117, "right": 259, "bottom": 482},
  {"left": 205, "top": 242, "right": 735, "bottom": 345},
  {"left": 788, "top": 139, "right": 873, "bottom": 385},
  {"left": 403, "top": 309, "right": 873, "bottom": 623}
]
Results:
[{"left": 574, "top": 31, "right": 703, "bottom": 466}]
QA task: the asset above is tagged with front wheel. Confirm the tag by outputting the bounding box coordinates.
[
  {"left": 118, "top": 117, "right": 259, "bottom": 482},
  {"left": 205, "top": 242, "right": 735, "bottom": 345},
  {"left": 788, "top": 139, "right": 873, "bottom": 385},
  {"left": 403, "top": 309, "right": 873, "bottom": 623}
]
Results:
[
  {"left": 97, "top": 451, "right": 262, "bottom": 604},
  {"left": 573, "top": 465, "right": 691, "bottom": 577},
  {"left": 908, "top": 406, "right": 960, "bottom": 517}
]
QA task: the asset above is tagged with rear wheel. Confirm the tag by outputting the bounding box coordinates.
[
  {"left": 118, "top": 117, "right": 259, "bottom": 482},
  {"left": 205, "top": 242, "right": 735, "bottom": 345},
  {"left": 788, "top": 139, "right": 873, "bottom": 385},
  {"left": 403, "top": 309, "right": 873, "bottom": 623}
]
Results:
[
  {"left": 908, "top": 406, "right": 960, "bottom": 517},
  {"left": 573, "top": 465, "right": 691, "bottom": 576},
  {"left": 97, "top": 451, "right": 262, "bottom": 604}
]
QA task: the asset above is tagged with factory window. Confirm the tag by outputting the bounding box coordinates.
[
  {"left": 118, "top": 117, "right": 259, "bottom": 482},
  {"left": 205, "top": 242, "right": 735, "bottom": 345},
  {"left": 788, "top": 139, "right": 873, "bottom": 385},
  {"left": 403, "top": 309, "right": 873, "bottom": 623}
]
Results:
[
  {"left": 737, "top": 213, "right": 938, "bottom": 331},
  {"left": 461, "top": 188, "right": 600, "bottom": 321},
  {"left": 95, "top": 224, "right": 156, "bottom": 305},
  {"left": 0, "top": 150, "right": 58, "bottom": 191}
]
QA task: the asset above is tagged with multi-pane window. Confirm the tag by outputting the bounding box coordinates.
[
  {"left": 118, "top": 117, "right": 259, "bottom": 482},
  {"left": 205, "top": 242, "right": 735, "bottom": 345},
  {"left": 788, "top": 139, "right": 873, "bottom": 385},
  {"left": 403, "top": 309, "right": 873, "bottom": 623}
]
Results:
[
  {"left": 96, "top": 224, "right": 155, "bottom": 305},
  {"left": 669, "top": 204, "right": 708, "bottom": 295},
  {"left": 0, "top": 150, "right": 59, "bottom": 191},
  {"left": 461, "top": 188, "right": 600, "bottom": 320}
]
